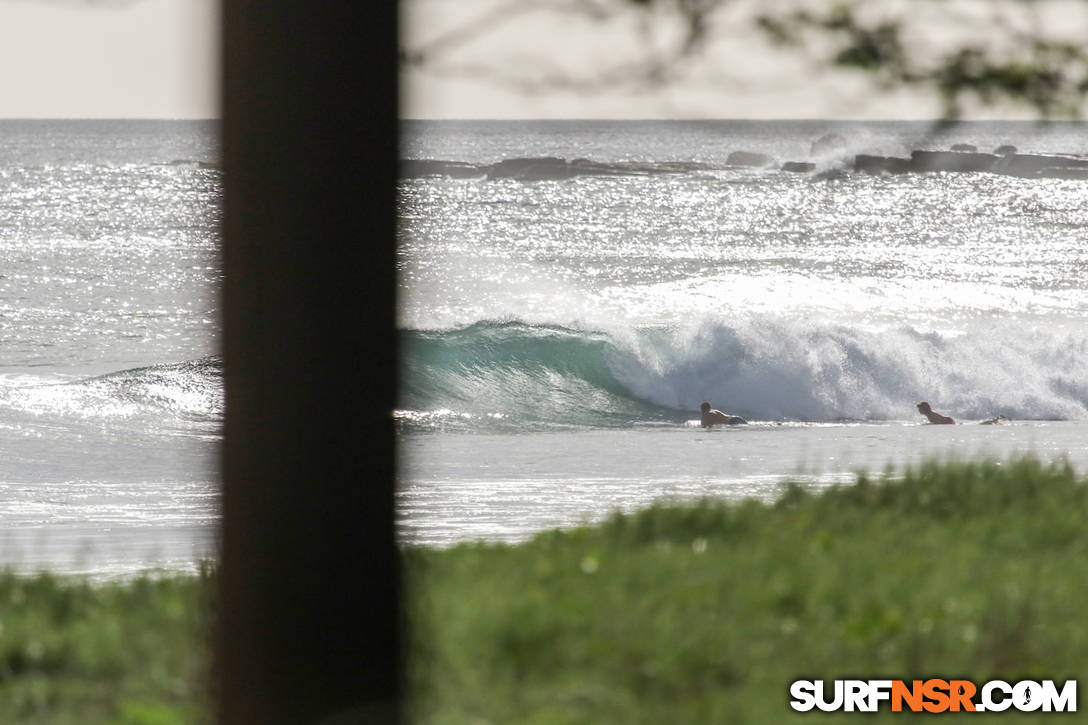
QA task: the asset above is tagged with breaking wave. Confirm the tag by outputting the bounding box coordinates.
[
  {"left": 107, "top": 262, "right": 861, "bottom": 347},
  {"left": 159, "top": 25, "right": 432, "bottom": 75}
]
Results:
[
  {"left": 398, "top": 319, "right": 1088, "bottom": 431},
  {"left": 1, "top": 356, "right": 223, "bottom": 432}
]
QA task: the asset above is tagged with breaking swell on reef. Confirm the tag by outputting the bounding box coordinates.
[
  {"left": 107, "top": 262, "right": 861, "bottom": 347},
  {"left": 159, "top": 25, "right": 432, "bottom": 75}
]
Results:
[{"left": 397, "top": 319, "right": 1088, "bottom": 431}]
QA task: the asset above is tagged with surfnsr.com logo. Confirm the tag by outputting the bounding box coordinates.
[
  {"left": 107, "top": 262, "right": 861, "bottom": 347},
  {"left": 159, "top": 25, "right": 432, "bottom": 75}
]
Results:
[{"left": 790, "top": 679, "right": 1077, "bottom": 713}]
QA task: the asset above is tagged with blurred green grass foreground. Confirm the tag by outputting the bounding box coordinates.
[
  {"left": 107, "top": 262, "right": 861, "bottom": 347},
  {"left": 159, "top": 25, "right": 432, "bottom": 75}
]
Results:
[
  {"left": 407, "top": 457, "right": 1088, "bottom": 724},
  {"left": 3, "top": 456, "right": 1088, "bottom": 723}
]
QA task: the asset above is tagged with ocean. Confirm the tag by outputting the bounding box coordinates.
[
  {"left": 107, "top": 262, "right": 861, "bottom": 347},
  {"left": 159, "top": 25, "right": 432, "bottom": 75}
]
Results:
[
  {"left": 0, "top": 120, "right": 221, "bottom": 577},
  {"left": 397, "top": 120, "right": 1088, "bottom": 547},
  {"left": 2, "top": 119, "right": 1086, "bottom": 577}
]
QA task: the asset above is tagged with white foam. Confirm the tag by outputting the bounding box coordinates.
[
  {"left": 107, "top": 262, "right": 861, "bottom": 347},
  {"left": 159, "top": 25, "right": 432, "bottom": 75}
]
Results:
[{"left": 606, "top": 315, "right": 1088, "bottom": 421}]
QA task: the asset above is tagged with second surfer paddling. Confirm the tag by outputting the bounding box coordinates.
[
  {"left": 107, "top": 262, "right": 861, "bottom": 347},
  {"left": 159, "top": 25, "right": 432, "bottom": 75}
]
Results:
[
  {"left": 916, "top": 401, "right": 954, "bottom": 424},
  {"left": 917, "top": 401, "right": 1009, "bottom": 425}
]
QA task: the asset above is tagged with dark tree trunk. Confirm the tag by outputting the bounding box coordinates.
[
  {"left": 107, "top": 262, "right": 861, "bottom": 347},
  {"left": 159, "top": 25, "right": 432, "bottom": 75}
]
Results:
[{"left": 217, "top": 4, "right": 400, "bottom": 723}]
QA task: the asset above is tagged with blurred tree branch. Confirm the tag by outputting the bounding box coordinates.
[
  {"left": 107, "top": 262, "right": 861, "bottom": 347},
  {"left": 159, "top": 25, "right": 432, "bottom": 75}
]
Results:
[
  {"left": 401, "top": 0, "right": 1088, "bottom": 118},
  {"left": 756, "top": 1, "right": 1088, "bottom": 118},
  {"left": 401, "top": 0, "right": 730, "bottom": 92}
]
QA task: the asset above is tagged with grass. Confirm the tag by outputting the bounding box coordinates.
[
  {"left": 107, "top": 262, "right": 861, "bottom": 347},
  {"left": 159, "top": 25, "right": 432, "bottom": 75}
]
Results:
[
  {"left": 0, "top": 566, "right": 213, "bottom": 725},
  {"left": 3, "top": 457, "right": 1087, "bottom": 723},
  {"left": 406, "top": 457, "right": 1088, "bottom": 723}
]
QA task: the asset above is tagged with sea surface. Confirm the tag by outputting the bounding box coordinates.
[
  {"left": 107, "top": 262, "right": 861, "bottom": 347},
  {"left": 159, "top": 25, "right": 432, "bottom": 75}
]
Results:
[
  {"left": 0, "top": 120, "right": 221, "bottom": 577},
  {"left": 398, "top": 120, "right": 1088, "bottom": 546},
  {"left": 2, "top": 120, "right": 1086, "bottom": 577}
]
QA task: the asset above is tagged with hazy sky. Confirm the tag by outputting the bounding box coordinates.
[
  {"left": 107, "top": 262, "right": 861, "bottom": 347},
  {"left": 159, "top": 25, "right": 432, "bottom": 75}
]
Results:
[
  {"left": 0, "top": 0, "right": 218, "bottom": 118},
  {"left": 2, "top": 1, "right": 1082, "bottom": 120},
  {"left": 402, "top": 0, "right": 1088, "bottom": 120}
]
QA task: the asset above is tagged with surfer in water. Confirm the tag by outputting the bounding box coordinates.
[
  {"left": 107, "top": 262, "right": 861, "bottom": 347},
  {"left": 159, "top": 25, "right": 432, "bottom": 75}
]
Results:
[
  {"left": 701, "top": 401, "right": 747, "bottom": 427},
  {"left": 916, "top": 401, "right": 954, "bottom": 425}
]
